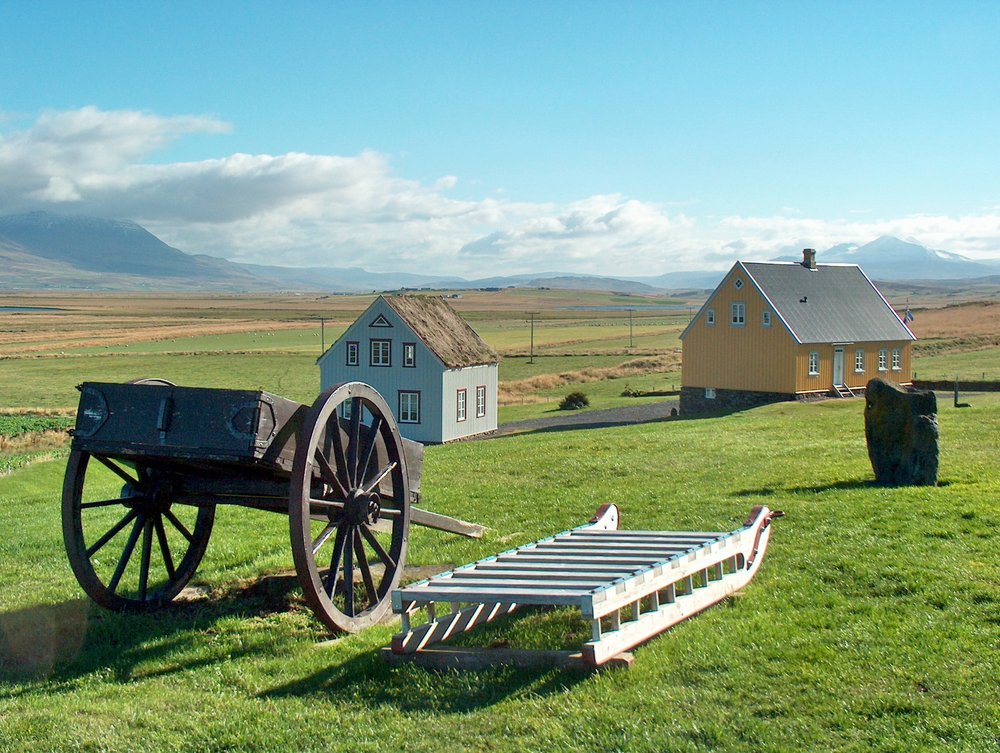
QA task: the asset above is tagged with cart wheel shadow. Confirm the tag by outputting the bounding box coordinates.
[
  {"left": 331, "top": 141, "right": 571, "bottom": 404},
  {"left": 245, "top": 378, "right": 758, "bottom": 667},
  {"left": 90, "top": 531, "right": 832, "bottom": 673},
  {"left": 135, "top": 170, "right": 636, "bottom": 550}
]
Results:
[
  {"left": 0, "top": 573, "right": 303, "bottom": 688},
  {"left": 2, "top": 579, "right": 586, "bottom": 710}
]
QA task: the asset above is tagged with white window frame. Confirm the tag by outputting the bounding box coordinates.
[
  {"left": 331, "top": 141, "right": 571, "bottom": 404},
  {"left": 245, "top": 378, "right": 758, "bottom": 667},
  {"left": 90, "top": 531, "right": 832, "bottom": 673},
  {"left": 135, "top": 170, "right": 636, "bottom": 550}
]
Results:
[
  {"left": 892, "top": 348, "right": 902, "bottom": 371},
  {"left": 476, "top": 385, "right": 487, "bottom": 418},
  {"left": 706, "top": 308, "right": 715, "bottom": 326},
  {"left": 398, "top": 391, "right": 420, "bottom": 424},
  {"left": 731, "top": 302, "right": 746, "bottom": 327},
  {"left": 808, "top": 351, "right": 819, "bottom": 376},
  {"left": 704, "top": 387, "right": 716, "bottom": 399},
  {"left": 855, "top": 349, "right": 865, "bottom": 373},
  {"left": 878, "top": 348, "right": 888, "bottom": 371},
  {"left": 346, "top": 341, "right": 359, "bottom": 366},
  {"left": 370, "top": 339, "right": 391, "bottom": 367},
  {"left": 762, "top": 310, "right": 772, "bottom": 327},
  {"left": 402, "top": 342, "right": 416, "bottom": 368},
  {"left": 456, "top": 389, "right": 467, "bottom": 422}
]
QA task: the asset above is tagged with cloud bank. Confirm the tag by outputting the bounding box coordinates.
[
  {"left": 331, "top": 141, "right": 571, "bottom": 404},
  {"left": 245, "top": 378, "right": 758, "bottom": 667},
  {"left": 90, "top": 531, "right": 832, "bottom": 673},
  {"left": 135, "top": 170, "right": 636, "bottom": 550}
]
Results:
[{"left": 1, "top": 107, "right": 998, "bottom": 277}]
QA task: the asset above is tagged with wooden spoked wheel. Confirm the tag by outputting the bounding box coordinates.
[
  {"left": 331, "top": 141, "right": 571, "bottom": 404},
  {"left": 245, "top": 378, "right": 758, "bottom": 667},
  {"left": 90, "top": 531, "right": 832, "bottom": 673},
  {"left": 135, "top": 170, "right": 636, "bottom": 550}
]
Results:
[
  {"left": 290, "top": 383, "right": 410, "bottom": 633},
  {"left": 62, "top": 451, "right": 214, "bottom": 611}
]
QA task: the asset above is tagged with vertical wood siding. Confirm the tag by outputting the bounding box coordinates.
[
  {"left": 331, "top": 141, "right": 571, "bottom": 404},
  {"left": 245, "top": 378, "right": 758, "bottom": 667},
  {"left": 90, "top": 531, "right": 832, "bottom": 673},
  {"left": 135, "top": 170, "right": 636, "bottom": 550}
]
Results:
[
  {"left": 681, "top": 267, "right": 798, "bottom": 393},
  {"left": 794, "top": 340, "right": 913, "bottom": 392},
  {"left": 683, "top": 267, "right": 914, "bottom": 395},
  {"left": 317, "top": 297, "right": 500, "bottom": 443}
]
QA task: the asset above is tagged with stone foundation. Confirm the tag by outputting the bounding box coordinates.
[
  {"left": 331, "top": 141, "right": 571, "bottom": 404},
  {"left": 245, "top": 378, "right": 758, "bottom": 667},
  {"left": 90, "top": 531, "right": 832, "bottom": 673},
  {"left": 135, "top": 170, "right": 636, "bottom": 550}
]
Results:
[{"left": 680, "top": 386, "right": 796, "bottom": 415}]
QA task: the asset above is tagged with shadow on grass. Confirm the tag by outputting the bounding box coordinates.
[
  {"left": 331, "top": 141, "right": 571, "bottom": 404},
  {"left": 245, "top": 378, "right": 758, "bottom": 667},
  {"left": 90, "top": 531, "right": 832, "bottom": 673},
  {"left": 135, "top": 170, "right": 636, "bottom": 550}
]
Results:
[
  {"left": 733, "top": 480, "right": 875, "bottom": 496},
  {"left": 260, "top": 606, "right": 591, "bottom": 712},
  {"left": 734, "top": 479, "right": 952, "bottom": 496},
  {"left": 1, "top": 575, "right": 586, "bottom": 710},
  {"left": 0, "top": 572, "right": 304, "bottom": 689}
]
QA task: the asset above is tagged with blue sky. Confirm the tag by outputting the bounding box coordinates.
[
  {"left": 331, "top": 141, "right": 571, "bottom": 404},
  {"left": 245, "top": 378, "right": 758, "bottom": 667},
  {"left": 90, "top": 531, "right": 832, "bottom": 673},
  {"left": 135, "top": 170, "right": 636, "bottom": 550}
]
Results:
[{"left": 2, "top": 1, "right": 999, "bottom": 277}]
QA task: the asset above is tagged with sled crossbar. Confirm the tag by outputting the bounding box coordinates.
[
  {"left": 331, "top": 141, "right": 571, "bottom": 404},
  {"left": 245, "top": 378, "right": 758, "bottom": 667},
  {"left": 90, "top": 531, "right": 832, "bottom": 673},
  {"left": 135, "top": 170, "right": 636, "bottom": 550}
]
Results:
[{"left": 389, "top": 504, "right": 781, "bottom": 668}]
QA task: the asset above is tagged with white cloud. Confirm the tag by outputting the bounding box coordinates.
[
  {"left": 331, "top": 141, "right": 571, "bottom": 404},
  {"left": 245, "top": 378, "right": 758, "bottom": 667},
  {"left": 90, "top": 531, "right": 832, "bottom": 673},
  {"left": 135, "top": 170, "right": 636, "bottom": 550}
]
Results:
[{"left": 2, "top": 106, "right": 999, "bottom": 278}]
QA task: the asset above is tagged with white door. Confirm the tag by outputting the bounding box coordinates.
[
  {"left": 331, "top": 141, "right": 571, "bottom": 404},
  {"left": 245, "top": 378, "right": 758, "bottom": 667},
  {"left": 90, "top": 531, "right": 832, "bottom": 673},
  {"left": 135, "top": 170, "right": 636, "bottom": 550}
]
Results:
[{"left": 833, "top": 348, "right": 845, "bottom": 385}]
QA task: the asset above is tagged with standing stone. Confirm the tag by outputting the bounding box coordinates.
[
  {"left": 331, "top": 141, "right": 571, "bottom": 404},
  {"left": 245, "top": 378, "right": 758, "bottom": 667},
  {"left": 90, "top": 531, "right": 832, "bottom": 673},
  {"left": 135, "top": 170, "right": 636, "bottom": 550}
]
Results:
[{"left": 864, "top": 378, "right": 939, "bottom": 486}]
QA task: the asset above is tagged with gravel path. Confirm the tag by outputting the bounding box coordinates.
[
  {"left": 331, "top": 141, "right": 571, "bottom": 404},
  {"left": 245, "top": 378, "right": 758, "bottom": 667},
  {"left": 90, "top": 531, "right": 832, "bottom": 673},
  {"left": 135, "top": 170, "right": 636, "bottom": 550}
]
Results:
[{"left": 494, "top": 399, "right": 679, "bottom": 437}]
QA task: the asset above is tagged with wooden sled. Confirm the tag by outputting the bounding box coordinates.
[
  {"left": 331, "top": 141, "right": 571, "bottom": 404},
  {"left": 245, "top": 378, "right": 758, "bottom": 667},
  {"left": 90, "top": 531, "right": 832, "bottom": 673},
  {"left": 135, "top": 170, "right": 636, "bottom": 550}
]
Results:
[{"left": 388, "top": 504, "right": 782, "bottom": 669}]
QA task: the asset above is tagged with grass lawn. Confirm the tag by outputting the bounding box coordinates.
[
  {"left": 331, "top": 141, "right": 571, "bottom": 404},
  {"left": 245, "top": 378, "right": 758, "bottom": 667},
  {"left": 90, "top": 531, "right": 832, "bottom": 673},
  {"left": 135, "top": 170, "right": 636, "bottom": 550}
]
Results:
[{"left": 1, "top": 397, "right": 996, "bottom": 752}]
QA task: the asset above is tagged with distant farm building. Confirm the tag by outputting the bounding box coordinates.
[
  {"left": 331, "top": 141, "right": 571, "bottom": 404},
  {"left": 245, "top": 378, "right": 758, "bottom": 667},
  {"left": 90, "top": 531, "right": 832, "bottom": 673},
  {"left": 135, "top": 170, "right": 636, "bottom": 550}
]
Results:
[
  {"left": 318, "top": 295, "right": 499, "bottom": 443},
  {"left": 680, "top": 249, "right": 916, "bottom": 414}
]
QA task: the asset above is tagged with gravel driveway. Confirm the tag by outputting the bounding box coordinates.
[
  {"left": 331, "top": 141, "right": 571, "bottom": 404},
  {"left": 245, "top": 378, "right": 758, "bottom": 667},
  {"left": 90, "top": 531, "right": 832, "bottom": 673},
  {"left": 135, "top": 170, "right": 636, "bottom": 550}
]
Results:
[{"left": 494, "top": 399, "right": 679, "bottom": 437}]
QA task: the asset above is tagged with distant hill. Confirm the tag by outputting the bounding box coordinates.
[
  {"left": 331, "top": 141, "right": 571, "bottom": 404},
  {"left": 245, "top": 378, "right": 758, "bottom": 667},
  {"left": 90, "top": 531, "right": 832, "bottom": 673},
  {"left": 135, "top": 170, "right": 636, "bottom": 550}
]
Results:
[
  {"left": 432, "top": 274, "right": 661, "bottom": 294},
  {"left": 774, "top": 236, "right": 1000, "bottom": 281},
  {"left": 235, "top": 262, "right": 454, "bottom": 293},
  {"left": 0, "top": 212, "right": 268, "bottom": 290},
  {"left": 0, "top": 211, "right": 670, "bottom": 293},
  {"left": 3, "top": 212, "right": 999, "bottom": 292}
]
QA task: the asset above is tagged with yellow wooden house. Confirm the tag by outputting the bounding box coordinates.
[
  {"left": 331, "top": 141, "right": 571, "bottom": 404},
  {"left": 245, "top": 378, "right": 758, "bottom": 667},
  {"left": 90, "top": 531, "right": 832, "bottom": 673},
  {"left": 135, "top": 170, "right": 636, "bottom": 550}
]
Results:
[{"left": 679, "top": 249, "right": 916, "bottom": 414}]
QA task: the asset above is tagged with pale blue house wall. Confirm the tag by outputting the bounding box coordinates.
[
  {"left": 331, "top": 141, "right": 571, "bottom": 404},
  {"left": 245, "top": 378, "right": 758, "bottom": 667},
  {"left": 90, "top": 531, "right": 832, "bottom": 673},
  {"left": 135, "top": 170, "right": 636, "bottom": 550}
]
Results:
[
  {"left": 440, "top": 364, "right": 499, "bottom": 442},
  {"left": 317, "top": 297, "right": 497, "bottom": 443}
]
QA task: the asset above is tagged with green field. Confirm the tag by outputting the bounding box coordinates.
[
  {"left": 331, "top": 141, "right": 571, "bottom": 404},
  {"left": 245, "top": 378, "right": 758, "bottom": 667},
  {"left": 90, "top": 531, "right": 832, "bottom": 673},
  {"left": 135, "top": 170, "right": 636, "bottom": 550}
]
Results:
[{"left": 1, "top": 397, "right": 997, "bottom": 752}]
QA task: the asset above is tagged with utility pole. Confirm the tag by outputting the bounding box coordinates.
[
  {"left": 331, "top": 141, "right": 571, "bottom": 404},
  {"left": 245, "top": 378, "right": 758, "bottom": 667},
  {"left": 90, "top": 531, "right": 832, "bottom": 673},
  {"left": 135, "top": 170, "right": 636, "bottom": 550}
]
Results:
[
  {"left": 628, "top": 308, "right": 635, "bottom": 348},
  {"left": 528, "top": 312, "right": 539, "bottom": 364},
  {"left": 320, "top": 317, "right": 326, "bottom": 353}
]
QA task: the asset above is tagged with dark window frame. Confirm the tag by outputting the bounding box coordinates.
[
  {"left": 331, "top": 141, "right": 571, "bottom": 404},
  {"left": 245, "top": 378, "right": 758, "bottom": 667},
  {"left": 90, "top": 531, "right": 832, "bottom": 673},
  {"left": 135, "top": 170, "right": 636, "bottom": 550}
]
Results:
[
  {"left": 370, "top": 338, "right": 391, "bottom": 367},
  {"left": 456, "top": 388, "right": 467, "bottom": 422},
  {"left": 403, "top": 342, "right": 416, "bottom": 368},
  {"left": 475, "top": 385, "right": 487, "bottom": 418},
  {"left": 398, "top": 390, "right": 421, "bottom": 424}
]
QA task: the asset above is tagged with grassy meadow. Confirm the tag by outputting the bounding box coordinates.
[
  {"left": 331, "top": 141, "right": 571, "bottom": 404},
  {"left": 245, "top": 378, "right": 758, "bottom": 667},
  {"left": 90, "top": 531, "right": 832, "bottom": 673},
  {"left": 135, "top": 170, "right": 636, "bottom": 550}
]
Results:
[
  {"left": 0, "top": 290, "right": 998, "bottom": 751},
  {"left": 1, "top": 394, "right": 997, "bottom": 752}
]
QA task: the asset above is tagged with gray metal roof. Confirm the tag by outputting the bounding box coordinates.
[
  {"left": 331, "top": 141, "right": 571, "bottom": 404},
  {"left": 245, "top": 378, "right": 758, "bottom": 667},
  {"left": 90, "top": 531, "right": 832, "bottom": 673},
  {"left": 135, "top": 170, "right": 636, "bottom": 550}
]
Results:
[{"left": 740, "top": 262, "right": 915, "bottom": 344}]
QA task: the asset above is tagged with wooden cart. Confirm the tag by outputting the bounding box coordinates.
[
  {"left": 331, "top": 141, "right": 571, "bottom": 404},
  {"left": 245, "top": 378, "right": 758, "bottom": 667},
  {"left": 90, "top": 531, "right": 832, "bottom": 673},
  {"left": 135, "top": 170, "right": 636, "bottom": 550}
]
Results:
[{"left": 62, "top": 379, "right": 481, "bottom": 633}]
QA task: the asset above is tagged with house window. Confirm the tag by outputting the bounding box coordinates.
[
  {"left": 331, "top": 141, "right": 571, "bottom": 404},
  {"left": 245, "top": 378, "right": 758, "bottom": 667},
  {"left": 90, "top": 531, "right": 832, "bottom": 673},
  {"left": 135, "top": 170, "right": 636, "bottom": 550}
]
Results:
[
  {"left": 892, "top": 348, "right": 902, "bottom": 371},
  {"left": 456, "top": 389, "right": 467, "bottom": 422},
  {"left": 370, "top": 339, "right": 391, "bottom": 367},
  {"left": 476, "top": 385, "right": 486, "bottom": 417},
  {"left": 878, "top": 349, "right": 888, "bottom": 371},
  {"left": 731, "top": 302, "right": 746, "bottom": 327},
  {"left": 762, "top": 310, "right": 772, "bottom": 327},
  {"left": 398, "top": 391, "right": 420, "bottom": 423},
  {"left": 346, "top": 341, "right": 359, "bottom": 366},
  {"left": 403, "top": 342, "right": 416, "bottom": 368},
  {"left": 704, "top": 388, "right": 716, "bottom": 399},
  {"left": 706, "top": 308, "right": 715, "bottom": 326},
  {"left": 855, "top": 349, "right": 865, "bottom": 373},
  {"left": 808, "top": 351, "right": 819, "bottom": 376},
  {"left": 734, "top": 278, "right": 744, "bottom": 290}
]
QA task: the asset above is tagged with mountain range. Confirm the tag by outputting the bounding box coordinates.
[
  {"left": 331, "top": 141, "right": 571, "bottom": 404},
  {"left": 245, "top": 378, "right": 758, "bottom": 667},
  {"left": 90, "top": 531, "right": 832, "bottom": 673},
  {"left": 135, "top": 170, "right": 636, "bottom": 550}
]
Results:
[{"left": 1, "top": 211, "right": 998, "bottom": 293}]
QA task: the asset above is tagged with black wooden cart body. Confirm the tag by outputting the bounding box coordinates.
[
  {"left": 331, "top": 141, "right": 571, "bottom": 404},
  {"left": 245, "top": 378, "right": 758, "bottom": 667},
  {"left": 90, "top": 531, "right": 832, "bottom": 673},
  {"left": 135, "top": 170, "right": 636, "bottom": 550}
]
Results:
[{"left": 63, "top": 380, "right": 478, "bottom": 632}]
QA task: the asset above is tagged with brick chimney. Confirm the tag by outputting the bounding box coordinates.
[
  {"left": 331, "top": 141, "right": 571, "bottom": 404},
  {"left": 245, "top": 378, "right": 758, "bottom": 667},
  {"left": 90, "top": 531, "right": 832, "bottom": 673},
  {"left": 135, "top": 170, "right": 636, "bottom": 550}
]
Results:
[{"left": 802, "top": 248, "right": 817, "bottom": 270}]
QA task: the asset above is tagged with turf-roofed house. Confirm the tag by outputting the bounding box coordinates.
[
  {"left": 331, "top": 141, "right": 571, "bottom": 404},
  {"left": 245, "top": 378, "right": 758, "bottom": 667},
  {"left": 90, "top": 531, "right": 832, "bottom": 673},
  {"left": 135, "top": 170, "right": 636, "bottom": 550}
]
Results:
[
  {"left": 318, "top": 295, "right": 500, "bottom": 443},
  {"left": 680, "top": 249, "right": 916, "bottom": 414}
]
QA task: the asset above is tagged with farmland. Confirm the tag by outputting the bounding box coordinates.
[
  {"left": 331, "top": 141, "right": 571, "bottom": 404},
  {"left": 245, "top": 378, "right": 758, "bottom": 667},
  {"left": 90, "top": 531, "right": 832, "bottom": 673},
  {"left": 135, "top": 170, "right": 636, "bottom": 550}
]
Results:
[
  {"left": 1, "top": 393, "right": 997, "bottom": 752},
  {"left": 1, "top": 289, "right": 999, "bottom": 752}
]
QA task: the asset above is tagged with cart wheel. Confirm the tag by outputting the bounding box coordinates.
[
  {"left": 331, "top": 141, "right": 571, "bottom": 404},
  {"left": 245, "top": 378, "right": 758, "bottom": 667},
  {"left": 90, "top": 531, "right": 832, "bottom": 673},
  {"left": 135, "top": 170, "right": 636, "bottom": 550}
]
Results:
[
  {"left": 290, "top": 383, "right": 410, "bottom": 633},
  {"left": 62, "top": 450, "right": 214, "bottom": 611}
]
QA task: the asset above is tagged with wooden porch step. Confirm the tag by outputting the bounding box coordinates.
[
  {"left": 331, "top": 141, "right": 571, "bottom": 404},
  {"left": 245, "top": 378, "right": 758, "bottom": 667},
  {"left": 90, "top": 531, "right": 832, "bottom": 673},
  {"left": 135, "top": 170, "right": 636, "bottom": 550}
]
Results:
[{"left": 833, "top": 383, "right": 855, "bottom": 398}]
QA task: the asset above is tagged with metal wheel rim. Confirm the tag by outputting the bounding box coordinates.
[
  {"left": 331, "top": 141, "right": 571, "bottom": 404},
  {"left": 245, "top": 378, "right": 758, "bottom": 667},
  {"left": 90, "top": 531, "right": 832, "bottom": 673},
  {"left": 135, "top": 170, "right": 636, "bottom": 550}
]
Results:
[
  {"left": 289, "top": 382, "right": 410, "bottom": 633},
  {"left": 62, "top": 449, "right": 214, "bottom": 611}
]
